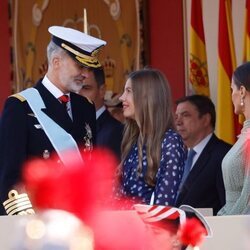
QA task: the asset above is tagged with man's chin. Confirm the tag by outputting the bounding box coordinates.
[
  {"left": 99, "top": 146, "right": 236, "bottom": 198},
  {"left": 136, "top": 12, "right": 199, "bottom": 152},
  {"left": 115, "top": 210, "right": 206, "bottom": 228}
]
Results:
[{"left": 70, "top": 84, "right": 83, "bottom": 93}]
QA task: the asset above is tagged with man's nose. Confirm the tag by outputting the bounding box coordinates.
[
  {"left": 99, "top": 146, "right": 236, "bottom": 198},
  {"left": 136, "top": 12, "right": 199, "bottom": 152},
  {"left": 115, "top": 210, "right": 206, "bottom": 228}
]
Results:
[{"left": 81, "top": 67, "right": 90, "bottom": 77}]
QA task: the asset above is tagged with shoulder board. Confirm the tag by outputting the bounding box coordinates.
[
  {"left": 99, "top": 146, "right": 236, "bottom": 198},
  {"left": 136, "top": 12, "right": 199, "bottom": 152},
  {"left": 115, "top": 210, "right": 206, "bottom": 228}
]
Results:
[{"left": 10, "top": 93, "right": 26, "bottom": 102}]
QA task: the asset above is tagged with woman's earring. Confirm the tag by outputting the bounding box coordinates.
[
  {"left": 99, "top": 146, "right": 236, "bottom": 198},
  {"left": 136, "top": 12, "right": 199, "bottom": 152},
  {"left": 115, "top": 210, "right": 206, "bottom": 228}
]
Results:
[{"left": 240, "top": 96, "right": 244, "bottom": 106}]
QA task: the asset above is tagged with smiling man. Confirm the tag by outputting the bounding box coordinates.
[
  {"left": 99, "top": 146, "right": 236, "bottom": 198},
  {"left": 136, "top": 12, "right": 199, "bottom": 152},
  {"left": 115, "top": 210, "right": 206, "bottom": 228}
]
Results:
[
  {"left": 175, "top": 95, "right": 231, "bottom": 215},
  {"left": 0, "top": 26, "right": 106, "bottom": 215}
]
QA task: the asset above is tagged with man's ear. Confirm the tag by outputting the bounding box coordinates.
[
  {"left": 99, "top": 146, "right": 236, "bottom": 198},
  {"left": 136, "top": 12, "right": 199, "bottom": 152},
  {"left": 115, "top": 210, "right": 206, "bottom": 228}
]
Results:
[
  {"left": 51, "top": 56, "right": 60, "bottom": 69},
  {"left": 203, "top": 113, "right": 211, "bottom": 127}
]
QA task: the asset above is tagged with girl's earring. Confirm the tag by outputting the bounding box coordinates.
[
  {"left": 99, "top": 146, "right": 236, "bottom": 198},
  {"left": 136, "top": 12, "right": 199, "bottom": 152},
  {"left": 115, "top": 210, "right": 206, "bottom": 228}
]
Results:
[{"left": 240, "top": 96, "right": 244, "bottom": 106}]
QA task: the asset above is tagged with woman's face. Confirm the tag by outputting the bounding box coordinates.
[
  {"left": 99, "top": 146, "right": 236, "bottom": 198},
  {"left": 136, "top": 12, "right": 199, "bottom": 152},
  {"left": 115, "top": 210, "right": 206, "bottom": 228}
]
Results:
[
  {"left": 231, "top": 79, "right": 243, "bottom": 115},
  {"left": 119, "top": 79, "right": 135, "bottom": 119}
]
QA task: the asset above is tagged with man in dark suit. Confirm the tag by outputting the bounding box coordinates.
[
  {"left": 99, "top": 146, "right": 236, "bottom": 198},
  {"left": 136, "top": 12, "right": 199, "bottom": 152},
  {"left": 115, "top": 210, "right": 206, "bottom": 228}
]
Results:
[
  {"left": 79, "top": 67, "right": 123, "bottom": 160},
  {"left": 0, "top": 26, "right": 106, "bottom": 215},
  {"left": 175, "top": 95, "right": 231, "bottom": 215}
]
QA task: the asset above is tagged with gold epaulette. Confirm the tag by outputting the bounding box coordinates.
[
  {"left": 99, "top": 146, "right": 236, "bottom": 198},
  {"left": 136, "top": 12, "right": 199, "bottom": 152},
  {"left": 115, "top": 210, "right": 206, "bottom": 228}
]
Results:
[
  {"left": 10, "top": 93, "right": 26, "bottom": 102},
  {"left": 2, "top": 190, "right": 35, "bottom": 215}
]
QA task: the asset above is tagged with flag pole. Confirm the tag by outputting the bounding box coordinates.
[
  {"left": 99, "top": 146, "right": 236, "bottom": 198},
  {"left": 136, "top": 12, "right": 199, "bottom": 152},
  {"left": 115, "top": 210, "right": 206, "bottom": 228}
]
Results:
[{"left": 84, "top": 8, "right": 88, "bottom": 34}]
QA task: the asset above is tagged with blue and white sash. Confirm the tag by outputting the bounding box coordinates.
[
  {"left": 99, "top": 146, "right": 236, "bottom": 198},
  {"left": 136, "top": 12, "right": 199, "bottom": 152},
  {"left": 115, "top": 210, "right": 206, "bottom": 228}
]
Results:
[{"left": 19, "top": 88, "right": 83, "bottom": 165}]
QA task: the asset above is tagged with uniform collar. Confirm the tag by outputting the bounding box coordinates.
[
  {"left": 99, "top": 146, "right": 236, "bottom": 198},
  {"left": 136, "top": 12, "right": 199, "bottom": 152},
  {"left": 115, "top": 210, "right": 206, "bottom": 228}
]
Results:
[{"left": 42, "top": 75, "right": 70, "bottom": 99}]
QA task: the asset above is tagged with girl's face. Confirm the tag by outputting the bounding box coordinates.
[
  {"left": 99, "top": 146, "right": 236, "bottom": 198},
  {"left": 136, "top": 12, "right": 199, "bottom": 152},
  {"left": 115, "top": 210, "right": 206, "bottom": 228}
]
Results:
[{"left": 119, "top": 79, "right": 135, "bottom": 119}]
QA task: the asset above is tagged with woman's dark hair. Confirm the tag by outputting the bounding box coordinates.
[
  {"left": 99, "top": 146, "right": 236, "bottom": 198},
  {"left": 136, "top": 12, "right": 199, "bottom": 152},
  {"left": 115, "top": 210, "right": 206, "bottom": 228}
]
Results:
[{"left": 233, "top": 62, "right": 250, "bottom": 91}]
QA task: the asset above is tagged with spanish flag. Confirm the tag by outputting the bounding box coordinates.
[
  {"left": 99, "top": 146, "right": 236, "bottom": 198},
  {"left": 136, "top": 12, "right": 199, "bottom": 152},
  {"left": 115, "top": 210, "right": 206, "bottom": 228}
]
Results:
[
  {"left": 243, "top": 0, "right": 250, "bottom": 62},
  {"left": 189, "top": 0, "right": 210, "bottom": 96},
  {"left": 216, "top": 0, "right": 236, "bottom": 144}
]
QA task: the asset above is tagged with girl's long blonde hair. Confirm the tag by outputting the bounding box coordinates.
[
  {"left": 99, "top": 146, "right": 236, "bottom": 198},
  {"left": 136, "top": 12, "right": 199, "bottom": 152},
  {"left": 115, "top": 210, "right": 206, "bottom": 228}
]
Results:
[{"left": 121, "top": 68, "right": 175, "bottom": 186}]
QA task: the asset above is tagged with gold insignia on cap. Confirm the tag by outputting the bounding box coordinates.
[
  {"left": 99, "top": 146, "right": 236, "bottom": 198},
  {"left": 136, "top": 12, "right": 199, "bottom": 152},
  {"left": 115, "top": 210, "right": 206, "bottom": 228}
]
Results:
[
  {"left": 3, "top": 190, "right": 35, "bottom": 215},
  {"left": 61, "top": 42, "right": 101, "bottom": 68},
  {"left": 91, "top": 48, "right": 100, "bottom": 57},
  {"left": 75, "top": 56, "right": 101, "bottom": 68},
  {"left": 61, "top": 43, "right": 96, "bottom": 60}
]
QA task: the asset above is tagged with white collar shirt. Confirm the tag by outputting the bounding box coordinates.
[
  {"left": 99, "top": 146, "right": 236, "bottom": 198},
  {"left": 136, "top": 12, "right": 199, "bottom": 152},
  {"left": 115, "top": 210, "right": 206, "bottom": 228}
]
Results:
[
  {"left": 96, "top": 105, "right": 106, "bottom": 120},
  {"left": 42, "top": 76, "right": 72, "bottom": 119},
  {"left": 190, "top": 133, "right": 213, "bottom": 170}
]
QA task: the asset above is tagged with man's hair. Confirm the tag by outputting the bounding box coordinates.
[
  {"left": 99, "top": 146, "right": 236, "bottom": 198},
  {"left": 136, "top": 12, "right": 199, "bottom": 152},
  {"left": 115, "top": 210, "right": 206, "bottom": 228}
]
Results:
[
  {"left": 92, "top": 67, "right": 105, "bottom": 87},
  {"left": 47, "top": 41, "right": 67, "bottom": 64},
  {"left": 176, "top": 95, "right": 216, "bottom": 128}
]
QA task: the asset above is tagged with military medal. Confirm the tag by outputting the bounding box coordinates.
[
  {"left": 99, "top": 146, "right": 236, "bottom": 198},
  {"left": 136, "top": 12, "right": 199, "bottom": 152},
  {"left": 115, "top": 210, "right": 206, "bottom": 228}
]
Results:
[
  {"left": 43, "top": 150, "right": 50, "bottom": 159},
  {"left": 83, "top": 123, "right": 93, "bottom": 152}
]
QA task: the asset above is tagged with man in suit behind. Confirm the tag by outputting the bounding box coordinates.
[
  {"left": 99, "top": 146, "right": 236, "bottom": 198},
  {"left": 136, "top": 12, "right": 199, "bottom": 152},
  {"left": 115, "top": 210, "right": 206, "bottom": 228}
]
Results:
[
  {"left": 0, "top": 26, "right": 106, "bottom": 215},
  {"left": 79, "top": 67, "right": 123, "bottom": 160},
  {"left": 175, "top": 95, "right": 231, "bottom": 215}
]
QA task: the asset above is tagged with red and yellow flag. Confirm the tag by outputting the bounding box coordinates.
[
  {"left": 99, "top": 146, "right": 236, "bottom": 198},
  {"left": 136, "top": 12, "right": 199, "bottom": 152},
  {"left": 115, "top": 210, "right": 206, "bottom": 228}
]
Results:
[
  {"left": 243, "top": 0, "right": 250, "bottom": 62},
  {"left": 216, "top": 0, "right": 236, "bottom": 144},
  {"left": 189, "top": 0, "right": 210, "bottom": 96}
]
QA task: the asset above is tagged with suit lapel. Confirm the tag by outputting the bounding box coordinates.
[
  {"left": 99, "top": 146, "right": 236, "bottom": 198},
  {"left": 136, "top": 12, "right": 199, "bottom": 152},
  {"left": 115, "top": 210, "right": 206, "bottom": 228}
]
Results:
[
  {"left": 177, "top": 134, "right": 216, "bottom": 201},
  {"left": 70, "top": 93, "right": 84, "bottom": 133},
  {"left": 96, "top": 110, "right": 108, "bottom": 132}
]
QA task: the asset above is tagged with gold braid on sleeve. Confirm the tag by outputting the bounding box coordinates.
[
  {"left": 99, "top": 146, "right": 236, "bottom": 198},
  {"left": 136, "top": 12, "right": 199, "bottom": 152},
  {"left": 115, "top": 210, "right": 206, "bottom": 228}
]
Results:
[{"left": 2, "top": 190, "right": 35, "bottom": 215}]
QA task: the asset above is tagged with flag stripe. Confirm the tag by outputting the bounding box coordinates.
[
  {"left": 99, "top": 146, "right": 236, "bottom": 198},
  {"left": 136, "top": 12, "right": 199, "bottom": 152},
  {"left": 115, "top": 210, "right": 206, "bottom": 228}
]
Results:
[
  {"left": 191, "top": 0, "right": 205, "bottom": 42},
  {"left": 218, "top": 0, "right": 235, "bottom": 78},
  {"left": 217, "top": 60, "right": 235, "bottom": 143},
  {"left": 216, "top": 0, "right": 236, "bottom": 144}
]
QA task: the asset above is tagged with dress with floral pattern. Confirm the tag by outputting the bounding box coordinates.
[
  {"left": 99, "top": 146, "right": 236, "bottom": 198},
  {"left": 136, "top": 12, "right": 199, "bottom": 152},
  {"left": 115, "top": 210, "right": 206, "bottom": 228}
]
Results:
[{"left": 119, "top": 129, "right": 186, "bottom": 206}]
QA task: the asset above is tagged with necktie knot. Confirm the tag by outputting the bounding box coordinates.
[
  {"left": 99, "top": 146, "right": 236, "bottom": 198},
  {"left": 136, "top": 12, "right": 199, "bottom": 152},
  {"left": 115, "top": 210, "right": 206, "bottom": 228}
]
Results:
[
  {"left": 59, "top": 94, "right": 69, "bottom": 104},
  {"left": 187, "top": 148, "right": 196, "bottom": 161}
]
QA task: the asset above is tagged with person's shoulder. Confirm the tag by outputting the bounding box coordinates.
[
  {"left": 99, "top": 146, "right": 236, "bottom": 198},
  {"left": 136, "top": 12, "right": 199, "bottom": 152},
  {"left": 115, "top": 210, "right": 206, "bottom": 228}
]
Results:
[
  {"left": 163, "top": 128, "right": 185, "bottom": 147},
  {"left": 10, "top": 93, "right": 26, "bottom": 102},
  {"left": 3, "top": 93, "right": 27, "bottom": 108},
  {"left": 104, "top": 110, "right": 123, "bottom": 126},
  {"left": 99, "top": 110, "right": 124, "bottom": 132},
  {"left": 211, "top": 134, "right": 232, "bottom": 149},
  {"left": 165, "top": 128, "right": 182, "bottom": 140}
]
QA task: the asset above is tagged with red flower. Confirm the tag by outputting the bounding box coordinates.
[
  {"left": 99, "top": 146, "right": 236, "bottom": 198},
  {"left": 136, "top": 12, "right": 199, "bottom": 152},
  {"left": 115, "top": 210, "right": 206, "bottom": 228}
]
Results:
[{"left": 178, "top": 218, "right": 206, "bottom": 247}]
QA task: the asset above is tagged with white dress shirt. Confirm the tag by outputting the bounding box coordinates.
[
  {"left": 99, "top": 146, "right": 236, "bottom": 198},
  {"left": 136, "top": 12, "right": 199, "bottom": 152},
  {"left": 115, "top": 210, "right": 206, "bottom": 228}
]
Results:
[
  {"left": 190, "top": 133, "right": 213, "bottom": 170},
  {"left": 42, "top": 76, "right": 72, "bottom": 119}
]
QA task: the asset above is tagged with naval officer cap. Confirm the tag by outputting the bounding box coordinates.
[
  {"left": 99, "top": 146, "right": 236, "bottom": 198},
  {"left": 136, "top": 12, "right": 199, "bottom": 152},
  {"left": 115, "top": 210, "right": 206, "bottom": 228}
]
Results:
[{"left": 48, "top": 26, "right": 107, "bottom": 68}]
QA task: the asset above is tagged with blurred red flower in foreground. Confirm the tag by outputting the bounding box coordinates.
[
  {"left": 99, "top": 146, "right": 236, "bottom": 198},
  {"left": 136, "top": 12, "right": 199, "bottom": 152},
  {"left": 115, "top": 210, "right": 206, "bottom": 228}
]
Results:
[
  {"left": 22, "top": 149, "right": 118, "bottom": 223},
  {"left": 22, "top": 148, "right": 149, "bottom": 250},
  {"left": 178, "top": 217, "right": 206, "bottom": 247}
]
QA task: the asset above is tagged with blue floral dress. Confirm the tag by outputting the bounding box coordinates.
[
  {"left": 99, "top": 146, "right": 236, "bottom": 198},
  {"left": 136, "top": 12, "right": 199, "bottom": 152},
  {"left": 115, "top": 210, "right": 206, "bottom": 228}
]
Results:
[{"left": 119, "top": 129, "right": 186, "bottom": 206}]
